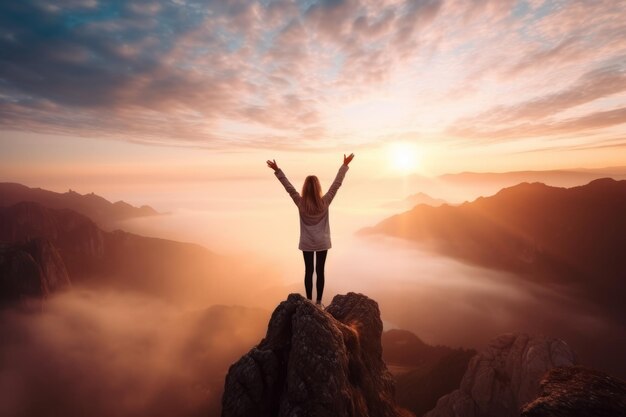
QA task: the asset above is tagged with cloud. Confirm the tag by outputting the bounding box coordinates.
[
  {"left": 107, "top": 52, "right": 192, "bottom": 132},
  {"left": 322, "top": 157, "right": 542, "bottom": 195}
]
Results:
[
  {"left": 446, "top": 63, "right": 626, "bottom": 140},
  {"left": 0, "top": 0, "right": 624, "bottom": 150},
  {"left": 0, "top": 290, "right": 270, "bottom": 417},
  {"left": 448, "top": 107, "right": 626, "bottom": 142}
]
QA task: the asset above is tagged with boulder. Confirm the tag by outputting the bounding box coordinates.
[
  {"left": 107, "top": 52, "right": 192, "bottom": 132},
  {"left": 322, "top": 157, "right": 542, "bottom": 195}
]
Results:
[
  {"left": 425, "top": 333, "right": 576, "bottom": 417},
  {"left": 521, "top": 366, "right": 626, "bottom": 417}
]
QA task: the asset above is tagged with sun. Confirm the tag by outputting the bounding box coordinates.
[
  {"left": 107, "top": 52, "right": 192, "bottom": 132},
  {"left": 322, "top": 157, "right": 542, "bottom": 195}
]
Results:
[{"left": 387, "top": 142, "right": 420, "bottom": 173}]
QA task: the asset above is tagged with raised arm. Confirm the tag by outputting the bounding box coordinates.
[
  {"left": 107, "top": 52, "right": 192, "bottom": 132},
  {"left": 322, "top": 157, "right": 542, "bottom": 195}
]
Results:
[
  {"left": 323, "top": 153, "right": 354, "bottom": 205},
  {"left": 267, "top": 159, "right": 301, "bottom": 206}
]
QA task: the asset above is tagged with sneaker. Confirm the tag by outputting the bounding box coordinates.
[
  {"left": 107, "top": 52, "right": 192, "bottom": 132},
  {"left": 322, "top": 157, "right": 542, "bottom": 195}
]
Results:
[{"left": 315, "top": 300, "right": 325, "bottom": 310}]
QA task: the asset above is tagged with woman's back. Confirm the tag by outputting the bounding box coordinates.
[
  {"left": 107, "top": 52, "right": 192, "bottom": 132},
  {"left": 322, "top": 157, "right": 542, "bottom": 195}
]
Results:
[{"left": 274, "top": 164, "right": 349, "bottom": 251}]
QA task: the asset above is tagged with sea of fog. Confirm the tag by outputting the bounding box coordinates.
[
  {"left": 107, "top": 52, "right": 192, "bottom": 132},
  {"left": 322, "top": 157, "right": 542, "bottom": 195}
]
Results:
[
  {"left": 2, "top": 177, "right": 625, "bottom": 417},
  {"left": 112, "top": 178, "right": 617, "bottom": 352}
]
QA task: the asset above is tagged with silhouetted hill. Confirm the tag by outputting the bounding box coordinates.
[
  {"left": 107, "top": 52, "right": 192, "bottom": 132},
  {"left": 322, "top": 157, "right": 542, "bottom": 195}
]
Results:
[
  {"left": 0, "top": 201, "right": 221, "bottom": 303},
  {"left": 396, "top": 349, "right": 475, "bottom": 417},
  {"left": 222, "top": 293, "right": 413, "bottom": 417},
  {"left": 383, "top": 329, "right": 446, "bottom": 366},
  {"left": 363, "top": 178, "right": 626, "bottom": 322},
  {"left": 382, "top": 328, "right": 473, "bottom": 362},
  {"left": 437, "top": 166, "right": 626, "bottom": 198},
  {"left": 382, "top": 329, "right": 476, "bottom": 416},
  {"left": 0, "top": 182, "right": 159, "bottom": 227},
  {"left": 381, "top": 329, "right": 475, "bottom": 417}
]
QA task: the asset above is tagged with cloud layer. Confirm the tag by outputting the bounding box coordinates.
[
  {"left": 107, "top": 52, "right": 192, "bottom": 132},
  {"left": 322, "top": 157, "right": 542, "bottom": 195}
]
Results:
[
  {"left": 0, "top": 290, "right": 269, "bottom": 417},
  {"left": 0, "top": 0, "right": 625, "bottom": 149}
]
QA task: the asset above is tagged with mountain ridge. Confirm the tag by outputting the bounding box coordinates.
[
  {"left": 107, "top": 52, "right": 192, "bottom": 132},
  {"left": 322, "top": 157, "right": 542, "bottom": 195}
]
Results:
[
  {"left": 362, "top": 178, "right": 626, "bottom": 317},
  {"left": 438, "top": 167, "right": 626, "bottom": 187},
  {"left": 0, "top": 182, "right": 160, "bottom": 228},
  {"left": 0, "top": 201, "right": 222, "bottom": 304}
]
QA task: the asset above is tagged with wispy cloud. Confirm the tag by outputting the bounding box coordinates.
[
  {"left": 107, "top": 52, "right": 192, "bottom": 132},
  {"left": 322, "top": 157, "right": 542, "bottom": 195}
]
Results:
[
  {"left": 0, "top": 0, "right": 625, "bottom": 150},
  {"left": 449, "top": 107, "right": 626, "bottom": 142},
  {"left": 447, "top": 64, "right": 626, "bottom": 140}
]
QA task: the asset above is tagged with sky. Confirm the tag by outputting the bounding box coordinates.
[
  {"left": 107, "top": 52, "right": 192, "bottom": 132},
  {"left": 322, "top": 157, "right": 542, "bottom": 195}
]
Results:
[{"left": 1, "top": 0, "right": 625, "bottom": 189}]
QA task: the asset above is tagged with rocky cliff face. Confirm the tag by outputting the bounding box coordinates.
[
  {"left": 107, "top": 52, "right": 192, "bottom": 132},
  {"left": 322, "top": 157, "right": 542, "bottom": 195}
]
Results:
[
  {"left": 221, "top": 292, "right": 412, "bottom": 417},
  {"left": 0, "top": 238, "right": 71, "bottom": 307},
  {"left": 0, "top": 201, "right": 225, "bottom": 303},
  {"left": 0, "top": 201, "right": 106, "bottom": 278},
  {"left": 425, "top": 333, "right": 576, "bottom": 417},
  {"left": 521, "top": 366, "right": 626, "bottom": 417}
]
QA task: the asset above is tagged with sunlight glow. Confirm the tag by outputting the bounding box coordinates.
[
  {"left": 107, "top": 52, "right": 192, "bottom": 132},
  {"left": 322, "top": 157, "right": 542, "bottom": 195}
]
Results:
[{"left": 387, "top": 142, "right": 420, "bottom": 173}]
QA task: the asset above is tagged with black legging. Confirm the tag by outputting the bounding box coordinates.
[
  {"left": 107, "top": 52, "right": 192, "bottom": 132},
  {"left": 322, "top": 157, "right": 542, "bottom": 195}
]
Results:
[{"left": 303, "top": 250, "right": 327, "bottom": 302}]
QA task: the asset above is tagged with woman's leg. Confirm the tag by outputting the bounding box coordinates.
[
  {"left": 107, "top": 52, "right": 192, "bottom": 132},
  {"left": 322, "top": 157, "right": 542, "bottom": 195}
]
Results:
[
  {"left": 315, "top": 250, "right": 328, "bottom": 303},
  {"left": 302, "top": 251, "right": 314, "bottom": 300}
]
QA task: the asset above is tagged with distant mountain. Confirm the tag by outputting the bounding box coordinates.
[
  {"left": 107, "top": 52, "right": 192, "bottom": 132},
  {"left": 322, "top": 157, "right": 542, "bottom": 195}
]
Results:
[
  {"left": 383, "top": 329, "right": 465, "bottom": 368},
  {"left": 362, "top": 178, "right": 626, "bottom": 321},
  {"left": 0, "top": 201, "right": 221, "bottom": 303},
  {"left": 438, "top": 166, "right": 626, "bottom": 195},
  {"left": 0, "top": 182, "right": 159, "bottom": 228},
  {"left": 382, "top": 329, "right": 475, "bottom": 417},
  {"left": 396, "top": 349, "right": 476, "bottom": 417},
  {"left": 382, "top": 193, "right": 447, "bottom": 210}
]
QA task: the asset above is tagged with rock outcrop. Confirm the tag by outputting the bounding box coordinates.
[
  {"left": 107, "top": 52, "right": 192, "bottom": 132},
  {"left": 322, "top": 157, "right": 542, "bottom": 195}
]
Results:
[
  {"left": 521, "top": 366, "right": 626, "bottom": 417},
  {"left": 221, "top": 292, "right": 412, "bottom": 417},
  {"left": 425, "top": 333, "right": 576, "bottom": 417},
  {"left": 0, "top": 238, "right": 71, "bottom": 307}
]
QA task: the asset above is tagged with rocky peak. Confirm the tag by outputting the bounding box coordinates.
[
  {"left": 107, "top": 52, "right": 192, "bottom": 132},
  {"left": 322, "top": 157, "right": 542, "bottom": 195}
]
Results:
[
  {"left": 425, "top": 333, "right": 576, "bottom": 417},
  {"left": 521, "top": 366, "right": 626, "bottom": 417},
  {"left": 221, "top": 292, "right": 411, "bottom": 417}
]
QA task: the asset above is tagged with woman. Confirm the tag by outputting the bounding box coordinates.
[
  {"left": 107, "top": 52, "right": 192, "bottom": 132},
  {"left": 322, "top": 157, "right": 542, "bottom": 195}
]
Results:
[{"left": 267, "top": 153, "right": 354, "bottom": 307}]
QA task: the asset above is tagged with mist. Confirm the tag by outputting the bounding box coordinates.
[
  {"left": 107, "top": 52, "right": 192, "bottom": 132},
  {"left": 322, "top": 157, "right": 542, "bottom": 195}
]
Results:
[
  {"left": 334, "top": 237, "right": 625, "bottom": 373},
  {"left": 115, "top": 182, "right": 625, "bottom": 375},
  {"left": 3, "top": 174, "right": 625, "bottom": 417},
  {"left": 0, "top": 289, "right": 269, "bottom": 417},
  {"left": 2, "top": 231, "right": 622, "bottom": 417}
]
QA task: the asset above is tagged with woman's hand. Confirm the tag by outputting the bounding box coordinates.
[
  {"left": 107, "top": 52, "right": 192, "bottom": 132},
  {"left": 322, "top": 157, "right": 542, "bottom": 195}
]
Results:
[
  {"left": 266, "top": 159, "right": 279, "bottom": 171},
  {"left": 343, "top": 153, "right": 355, "bottom": 166}
]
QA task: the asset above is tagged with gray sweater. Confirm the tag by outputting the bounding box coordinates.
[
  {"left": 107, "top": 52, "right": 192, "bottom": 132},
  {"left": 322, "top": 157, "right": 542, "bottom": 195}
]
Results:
[{"left": 274, "top": 165, "right": 349, "bottom": 251}]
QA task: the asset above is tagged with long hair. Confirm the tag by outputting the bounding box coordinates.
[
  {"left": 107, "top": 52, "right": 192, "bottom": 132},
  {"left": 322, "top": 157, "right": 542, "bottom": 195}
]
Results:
[{"left": 300, "top": 175, "right": 326, "bottom": 215}]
